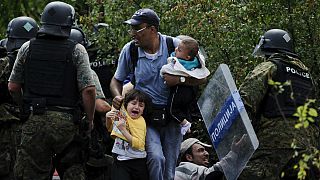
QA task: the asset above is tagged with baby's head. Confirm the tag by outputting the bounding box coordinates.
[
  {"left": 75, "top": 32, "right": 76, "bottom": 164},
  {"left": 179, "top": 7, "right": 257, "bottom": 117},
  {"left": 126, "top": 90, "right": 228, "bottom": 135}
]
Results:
[
  {"left": 175, "top": 37, "right": 199, "bottom": 61},
  {"left": 123, "top": 89, "right": 151, "bottom": 119}
]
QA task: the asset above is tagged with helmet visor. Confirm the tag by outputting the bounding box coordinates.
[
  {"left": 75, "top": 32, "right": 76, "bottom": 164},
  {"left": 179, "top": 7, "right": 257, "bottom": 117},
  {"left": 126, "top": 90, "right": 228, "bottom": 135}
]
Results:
[{"left": 252, "top": 36, "right": 265, "bottom": 57}]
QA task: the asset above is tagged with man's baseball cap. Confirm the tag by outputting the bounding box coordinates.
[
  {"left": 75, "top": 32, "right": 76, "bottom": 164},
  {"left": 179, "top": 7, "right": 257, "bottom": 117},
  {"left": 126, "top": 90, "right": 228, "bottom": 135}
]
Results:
[
  {"left": 180, "top": 138, "right": 212, "bottom": 155},
  {"left": 124, "top": 8, "right": 160, "bottom": 26}
]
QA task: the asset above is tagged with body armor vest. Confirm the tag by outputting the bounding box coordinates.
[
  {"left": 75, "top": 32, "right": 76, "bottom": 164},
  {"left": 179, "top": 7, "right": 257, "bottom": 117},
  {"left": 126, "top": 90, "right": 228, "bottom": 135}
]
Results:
[
  {"left": 23, "top": 38, "right": 79, "bottom": 107},
  {"left": 262, "top": 58, "right": 315, "bottom": 118}
]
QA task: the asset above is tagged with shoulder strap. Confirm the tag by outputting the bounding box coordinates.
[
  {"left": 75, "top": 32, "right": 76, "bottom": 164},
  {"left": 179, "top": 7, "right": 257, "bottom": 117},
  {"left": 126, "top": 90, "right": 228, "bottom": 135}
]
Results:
[
  {"left": 166, "top": 36, "right": 175, "bottom": 55},
  {"left": 129, "top": 36, "right": 175, "bottom": 86},
  {"left": 129, "top": 41, "right": 138, "bottom": 86},
  {"left": 129, "top": 41, "right": 138, "bottom": 71}
]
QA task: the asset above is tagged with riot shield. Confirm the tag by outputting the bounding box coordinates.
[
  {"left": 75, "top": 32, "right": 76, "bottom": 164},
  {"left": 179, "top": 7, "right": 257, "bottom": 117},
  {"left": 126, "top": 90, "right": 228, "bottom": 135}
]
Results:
[{"left": 198, "top": 64, "right": 259, "bottom": 180}]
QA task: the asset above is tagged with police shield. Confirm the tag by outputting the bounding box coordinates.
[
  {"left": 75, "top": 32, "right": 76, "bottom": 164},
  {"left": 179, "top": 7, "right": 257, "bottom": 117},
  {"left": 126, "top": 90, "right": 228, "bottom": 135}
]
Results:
[{"left": 198, "top": 64, "right": 259, "bottom": 180}]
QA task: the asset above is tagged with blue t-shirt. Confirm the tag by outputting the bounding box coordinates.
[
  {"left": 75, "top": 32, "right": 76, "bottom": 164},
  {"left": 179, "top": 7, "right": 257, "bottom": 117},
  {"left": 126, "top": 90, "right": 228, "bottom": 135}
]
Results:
[{"left": 114, "top": 33, "right": 181, "bottom": 105}]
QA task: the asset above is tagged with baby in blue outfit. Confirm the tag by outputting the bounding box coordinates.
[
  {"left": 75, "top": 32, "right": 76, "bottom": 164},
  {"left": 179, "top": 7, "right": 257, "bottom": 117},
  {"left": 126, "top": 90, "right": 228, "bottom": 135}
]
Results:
[{"left": 160, "top": 37, "right": 210, "bottom": 135}]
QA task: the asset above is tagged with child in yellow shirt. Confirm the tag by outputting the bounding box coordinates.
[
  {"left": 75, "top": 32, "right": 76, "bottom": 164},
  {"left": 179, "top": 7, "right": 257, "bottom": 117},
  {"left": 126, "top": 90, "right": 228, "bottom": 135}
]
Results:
[{"left": 106, "top": 89, "right": 150, "bottom": 180}]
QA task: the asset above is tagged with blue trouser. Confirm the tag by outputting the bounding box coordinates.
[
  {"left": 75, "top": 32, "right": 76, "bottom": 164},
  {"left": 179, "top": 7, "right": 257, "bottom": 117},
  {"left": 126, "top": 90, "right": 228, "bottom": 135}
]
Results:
[{"left": 146, "top": 120, "right": 183, "bottom": 180}]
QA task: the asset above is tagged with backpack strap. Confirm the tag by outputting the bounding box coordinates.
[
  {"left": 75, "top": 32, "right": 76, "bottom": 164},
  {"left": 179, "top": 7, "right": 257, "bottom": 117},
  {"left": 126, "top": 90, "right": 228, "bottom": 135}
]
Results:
[
  {"left": 129, "top": 36, "right": 175, "bottom": 86},
  {"left": 166, "top": 36, "right": 175, "bottom": 55},
  {"left": 129, "top": 41, "right": 138, "bottom": 86}
]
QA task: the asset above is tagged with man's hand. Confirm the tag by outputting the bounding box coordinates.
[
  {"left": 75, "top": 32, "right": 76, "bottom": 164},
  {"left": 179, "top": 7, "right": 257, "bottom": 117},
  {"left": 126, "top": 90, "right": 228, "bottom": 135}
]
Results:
[
  {"left": 112, "top": 95, "right": 124, "bottom": 110},
  {"left": 231, "top": 134, "right": 248, "bottom": 155},
  {"left": 163, "top": 73, "right": 180, "bottom": 87}
]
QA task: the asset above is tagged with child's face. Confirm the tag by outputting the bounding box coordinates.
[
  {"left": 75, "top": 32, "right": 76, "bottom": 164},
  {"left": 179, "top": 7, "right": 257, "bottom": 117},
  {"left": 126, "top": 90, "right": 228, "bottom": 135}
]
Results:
[
  {"left": 175, "top": 43, "right": 191, "bottom": 60},
  {"left": 126, "top": 98, "right": 145, "bottom": 119}
]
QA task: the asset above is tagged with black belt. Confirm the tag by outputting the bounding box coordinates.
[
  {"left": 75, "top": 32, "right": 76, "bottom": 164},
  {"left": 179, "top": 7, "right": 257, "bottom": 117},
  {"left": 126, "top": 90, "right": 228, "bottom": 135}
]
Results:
[{"left": 46, "top": 106, "right": 76, "bottom": 114}]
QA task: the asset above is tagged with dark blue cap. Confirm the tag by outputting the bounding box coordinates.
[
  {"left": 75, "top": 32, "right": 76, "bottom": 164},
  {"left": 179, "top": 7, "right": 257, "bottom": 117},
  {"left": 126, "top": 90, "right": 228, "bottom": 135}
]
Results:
[{"left": 124, "top": 8, "right": 160, "bottom": 26}]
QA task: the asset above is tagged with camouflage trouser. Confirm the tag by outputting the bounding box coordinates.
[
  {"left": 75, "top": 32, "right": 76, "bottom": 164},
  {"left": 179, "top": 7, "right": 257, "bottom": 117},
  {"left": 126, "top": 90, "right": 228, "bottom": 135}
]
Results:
[
  {"left": 0, "top": 122, "right": 21, "bottom": 180},
  {"left": 238, "top": 149, "right": 319, "bottom": 180},
  {"left": 0, "top": 103, "right": 21, "bottom": 180},
  {"left": 14, "top": 111, "right": 86, "bottom": 180}
]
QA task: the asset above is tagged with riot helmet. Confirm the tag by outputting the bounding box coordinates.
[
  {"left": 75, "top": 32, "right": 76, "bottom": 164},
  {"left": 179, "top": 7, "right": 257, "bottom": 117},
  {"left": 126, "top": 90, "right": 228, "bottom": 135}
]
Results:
[
  {"left": 252, "top": 29, "right": 296, "bottom": 57},
  {"left": 38, "top": 1, "right": 75, "bottom": 38},
  {"left": 69, "top": 27, "right": 89, "bottom": 48},
  {"left": 0, "top": 38, "right": 7, "bottom": 48},
  {"left": 0, "top": 39, "right": 7, "bottom": 58},
  {"left": 6, "top": 16, "right": 38, "bottom": 52},
  {"left": 93, "top": 23, "right": 109, "bottom": 33}
]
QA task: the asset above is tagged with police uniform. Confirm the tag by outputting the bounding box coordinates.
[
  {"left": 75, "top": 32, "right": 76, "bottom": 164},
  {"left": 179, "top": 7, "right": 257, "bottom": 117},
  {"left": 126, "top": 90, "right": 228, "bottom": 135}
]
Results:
[
  {"left": 9, "top": 39, "right": 94, "bottom": 179},
  {"left": 68, "top": 27, "right": 114, "bottom": 180},
  {"left": 239, "top": 53, "right": 319, "bottom": 179},
  {"left": 0, "top": 16, "right": 38, "bottom": 180},
  {"left": 0, "top": 56, "right": 21, "bottom": 180}
]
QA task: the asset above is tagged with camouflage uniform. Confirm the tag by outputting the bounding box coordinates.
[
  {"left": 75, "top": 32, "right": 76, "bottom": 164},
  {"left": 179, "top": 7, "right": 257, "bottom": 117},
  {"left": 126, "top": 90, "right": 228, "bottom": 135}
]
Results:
[
  {"left": 92, "top": 69, "right": 105, "bottom": 99},
  {"left": 0, "top": 54, "right": 22, "bottom": 180},
  {"left": 239, "top": 54, "right": 319, "bottom": 180},
  {"left": 86, "top": 70, "right": 113, "bottom": 180},
  {"left": 9, "top": 41, "right": 95, "bottom": 180}
]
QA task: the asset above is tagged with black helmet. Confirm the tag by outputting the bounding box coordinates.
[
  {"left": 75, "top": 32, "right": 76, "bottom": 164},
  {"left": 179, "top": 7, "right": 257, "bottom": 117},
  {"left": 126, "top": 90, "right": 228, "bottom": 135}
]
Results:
[
  {"left": 93, "top": 23, "right": 109, "bottom": 33},
  {"left": 69, "top": 27, "right": 89, "bottom": 48},
  {"left": 0, "top": 39, "right": 7, "bottom": 58},
  {"left": 38, "top": 1, "right": 75, "bottom": 38},
  {"left": 6, "top": 16, "right": 38, "bottom": 52},
  {"left": 0, "top": 38, "right": 7, "bottom": 48},
  {"left": 253, "top": 29, "right": 296, "bottom": 57}
]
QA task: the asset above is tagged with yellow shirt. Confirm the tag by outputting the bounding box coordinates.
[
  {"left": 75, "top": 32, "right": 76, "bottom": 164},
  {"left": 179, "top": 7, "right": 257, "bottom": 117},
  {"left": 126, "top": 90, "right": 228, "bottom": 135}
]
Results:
[{"left": 110, "top": 107, "right": 146, "bottom": 151}]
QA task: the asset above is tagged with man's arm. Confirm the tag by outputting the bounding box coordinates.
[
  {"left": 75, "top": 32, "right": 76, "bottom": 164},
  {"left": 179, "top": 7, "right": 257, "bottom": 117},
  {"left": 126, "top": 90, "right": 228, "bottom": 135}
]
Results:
[
  {"left": 81, "top": 86, "right": 96, "bottom": 128},
  {"left": 95, "top": 98, "right": 111, "bottom": 115},
  {"left": 8, "top": 82, "right": 22, "bottom": 105},
  {"left": 110, "top": 76, "right": 123, "bottom": 97},
  {"left": 110, "top": 77, "right": 124, "bottom": 109},
  {"left": 163, "top": 73, "right": 207, "bottom": 87}
]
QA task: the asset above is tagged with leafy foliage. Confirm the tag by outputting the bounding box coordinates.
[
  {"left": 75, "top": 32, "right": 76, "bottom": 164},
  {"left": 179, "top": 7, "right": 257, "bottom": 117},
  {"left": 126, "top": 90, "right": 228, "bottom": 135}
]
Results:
[{"left": 290, "top": 99, "right": 319, "bottom": 179}]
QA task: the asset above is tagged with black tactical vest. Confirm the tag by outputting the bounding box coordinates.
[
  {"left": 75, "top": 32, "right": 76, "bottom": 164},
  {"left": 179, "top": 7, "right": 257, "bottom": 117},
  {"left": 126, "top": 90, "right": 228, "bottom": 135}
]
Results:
[
  {"left": 262, "top": 58, "right": 315, "bottom": 118},
  {"left": 23, "top": 38, "right": 79, "bottom": 107}
]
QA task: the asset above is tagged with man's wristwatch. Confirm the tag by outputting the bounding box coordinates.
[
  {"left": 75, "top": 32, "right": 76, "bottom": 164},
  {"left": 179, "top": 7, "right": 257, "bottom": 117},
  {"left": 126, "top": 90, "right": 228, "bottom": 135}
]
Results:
[{"left": 180, "top": 76, "right": 186, "bottom": 83}]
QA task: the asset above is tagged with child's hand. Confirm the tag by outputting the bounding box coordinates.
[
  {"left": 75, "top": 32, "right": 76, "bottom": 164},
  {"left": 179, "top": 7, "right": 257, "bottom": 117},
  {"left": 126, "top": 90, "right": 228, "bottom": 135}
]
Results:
[
  {"left": 106, "top": 109, "right": 118, "bottom": 120},
  {"left": 116, "top": 117, "right": 126, "bottom": 130}
]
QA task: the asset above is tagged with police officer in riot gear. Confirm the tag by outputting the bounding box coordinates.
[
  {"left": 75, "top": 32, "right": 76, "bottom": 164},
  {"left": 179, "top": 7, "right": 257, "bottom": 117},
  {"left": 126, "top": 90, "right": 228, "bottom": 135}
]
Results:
[
  {"left": 8, "top": 1, "right": 96, "bottom": 180},
  {"left": 0, "top": 16, "right": 38, "bottom": 180},
  {"left": 69, "top": 27, "right": 90, "bottom": 48},
  {"left": 239, "top": 29, "right": 319, "bottom": 179},
  {"left": 69, "top": 26, "right": 113, "bottom": 180},
  {"left": 87, "top": 23, "right": 116, "bottom": 104}
]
